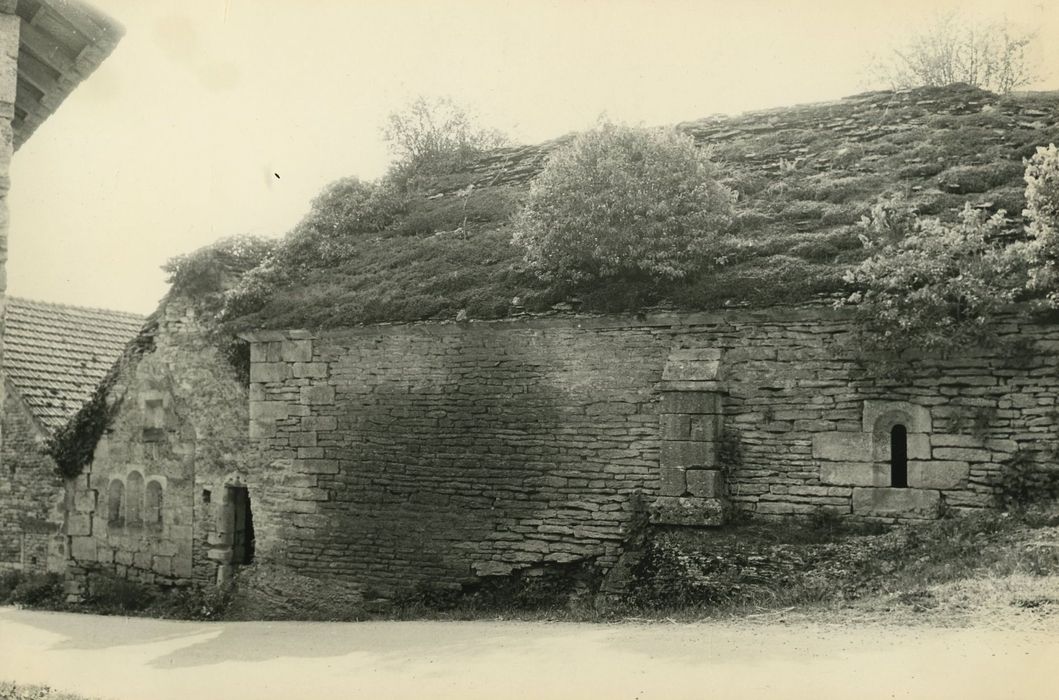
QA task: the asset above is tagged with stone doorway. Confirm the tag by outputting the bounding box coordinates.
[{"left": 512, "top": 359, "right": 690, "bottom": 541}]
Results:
[{"left": 228, "top": 486, "right": 255, "bottom": 566}]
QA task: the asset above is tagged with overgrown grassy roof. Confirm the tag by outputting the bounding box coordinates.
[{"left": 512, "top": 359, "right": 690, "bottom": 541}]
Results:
[{"left": 229, "top": 84, "right": 1059, "bottom": 331}]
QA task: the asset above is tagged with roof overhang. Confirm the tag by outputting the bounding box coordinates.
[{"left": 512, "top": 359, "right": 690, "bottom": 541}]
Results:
[{"left": 6, "top": 0, "right": 123, "bottom": 150}]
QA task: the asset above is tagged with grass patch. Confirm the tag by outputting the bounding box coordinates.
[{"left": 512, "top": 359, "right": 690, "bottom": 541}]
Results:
[{"left": 0, "top": 682, "right": 99, "bottom": 700}]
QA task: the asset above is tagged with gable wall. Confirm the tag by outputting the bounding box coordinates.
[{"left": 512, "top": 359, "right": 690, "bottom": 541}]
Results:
[
  {"left": 63, "top": 296, "right": 254, "bottom": 595},
  {"left": 0, "top": 383, "right": 65, "bottom": 572},
  {"left": 245, "top": 308, "right": 1059, "bottom": 594}
]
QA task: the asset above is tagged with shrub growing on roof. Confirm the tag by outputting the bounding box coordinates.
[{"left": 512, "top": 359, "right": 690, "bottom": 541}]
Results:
[
  {"left": 511, "top": 122, "right": 735, "bottom": 282},
  {"left": 840, "top": 195, "right": 1028, "bottom": 357},
  {"left": 384, "top": 96, "right": 509, "bottom": 183},
  {"left": 1023, "top": 143, "right": 1059, "bottom": 305}
]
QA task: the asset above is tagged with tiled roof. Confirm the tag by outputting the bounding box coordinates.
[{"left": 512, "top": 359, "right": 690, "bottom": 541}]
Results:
[{"left": 3, "top": 297, "right": 145, "bottom": 433}]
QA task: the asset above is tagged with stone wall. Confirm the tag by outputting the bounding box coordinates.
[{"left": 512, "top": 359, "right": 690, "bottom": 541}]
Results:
[
  {"left": 64, "top": 296, "right": 255, "bottom": 596},
  {"left": 0, "top": 383, "right": 65, "bottom": 572},
  {"left": 244, "top": 307, "right": 1059, "bottom": 594},
  {"left": 0, "top": 7, "right": 19, "bottom": 469}
]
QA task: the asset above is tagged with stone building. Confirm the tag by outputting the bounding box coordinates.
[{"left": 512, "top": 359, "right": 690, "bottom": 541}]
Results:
[
  {"left": 60, "top": 290, "right": 258, "bottom": 592},
  {"left": 0, "top": 0, "right": 124, "bottom": 426},
  {"left": 0, "top": 297, "right": 142, "bottom": 572},
  {"left": 58, "top": 84, "right": 1059, "bottom": 600}
]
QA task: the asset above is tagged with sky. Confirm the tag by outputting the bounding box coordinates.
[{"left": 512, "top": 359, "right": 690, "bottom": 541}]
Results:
[{"left": 8, "top": 0, "right": 1059, "bottom": 315}]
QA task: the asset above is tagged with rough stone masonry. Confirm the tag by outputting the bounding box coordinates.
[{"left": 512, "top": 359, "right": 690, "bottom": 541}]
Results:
[{"left": 236, "top": 305, "right": 1059, "bottom": 594}]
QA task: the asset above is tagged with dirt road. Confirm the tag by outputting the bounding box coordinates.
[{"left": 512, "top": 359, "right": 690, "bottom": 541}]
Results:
[{"left": 1, "top": 606, "right": 1055, "bottom": 700}]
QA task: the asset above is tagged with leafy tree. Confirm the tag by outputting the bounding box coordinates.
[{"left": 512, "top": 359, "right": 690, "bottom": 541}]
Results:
[
  {"left": 875, "top": 13, "right": 1038, "bottom": 94},
  {"left": 383, "top": 96, "right": 509, "bottom": 180},
  {"left": 512, "top": 122, "right": 735, "bottom": 282},
  {"left": 840, "top": 196, "right": 1028, "bottom": 356}
]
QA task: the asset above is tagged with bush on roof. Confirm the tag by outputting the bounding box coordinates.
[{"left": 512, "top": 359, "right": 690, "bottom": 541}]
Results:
[
  {"left": 511, "top": 122, "right": 736, "bottom": 282},
  {"left": 840, "top": 194, "right": 1029, "bottom": 358},
  {"left": 1023, "top": 143, "right": 1059, "bottom": 305}
]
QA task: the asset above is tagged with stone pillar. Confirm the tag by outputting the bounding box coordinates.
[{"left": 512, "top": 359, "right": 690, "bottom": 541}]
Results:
[
  {"left": 649, "top": 349, "right": 728, "bottom": 526},
  {"left": 0, "top": 5, "right": 19, "bottom": 461}
]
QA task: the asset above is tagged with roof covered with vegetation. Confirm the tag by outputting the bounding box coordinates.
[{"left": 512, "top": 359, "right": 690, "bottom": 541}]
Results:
[{"left": 225, "top": 83, "right": 1059, "bottom": 331}]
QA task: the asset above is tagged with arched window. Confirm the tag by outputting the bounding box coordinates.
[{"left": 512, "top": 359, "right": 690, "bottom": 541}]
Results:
[
  {"left": 107, "top": 480, "right": 125, "bottom": 527},
  {"left": 126, "top": 471, "right": 144, "bottom": 527},
  {"left": 890, "top": 424, "right": 908, "bottom": 488},
  {"left": 145, "top": 481, "right": 164, "bottom": 530}
]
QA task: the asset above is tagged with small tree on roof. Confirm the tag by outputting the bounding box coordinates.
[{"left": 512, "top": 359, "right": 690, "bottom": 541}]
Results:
[
  {"left": 512, "top": 122, "right": 735, "bottom": 282},
  {"left": 383, "top": 96, "right": 509, "bottom": 182},
  {"left": 875, "top": 12, "right": 1038, "bottom": 94}
]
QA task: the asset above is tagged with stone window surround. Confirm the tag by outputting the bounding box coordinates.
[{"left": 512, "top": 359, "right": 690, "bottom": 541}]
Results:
[{"left": 814, "top": 400, "right": 969, "bottom": 517}]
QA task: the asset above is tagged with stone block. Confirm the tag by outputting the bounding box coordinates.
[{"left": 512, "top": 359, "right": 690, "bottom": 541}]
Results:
[
  {"left": 660, "top": 440, "right": 717, "bottom": 468},
  {"left": 908, "top": 460, "right": 969, "bottom": 489},
  {"left": 300, "top": 385, "right": 335, "bottom": 405},
  {"left": 172, "top": 556, "right": 193, "bottom": 578},
  {"left": 851, "top": 487, "right": 940, "bottom": 517},
  {"left": 932, "top": 447, "right": 992, "bottom": 462},
  {"left": 249, "top": 400, "right": 291, "bottom": 421},
  {"left": 280, "top": 339, "right": 313, "bottom": 362},
  {"left": 689, "top": 414, "right": 722, "bottom": 441},
  {"left": 812, "top": 432, "right": 872, "bottom": 462},
  {"left": 686, "top": 469, "right": 725, "bottom": 498},
  {"left": 302, "top": 416, "right": 337, "bottom": 432},
  {"left": 66, "top": 513, "right": 92, "bottom": 536},
  {"left": 649, "top": 496, "right": 726, "bottom": 526},
  {"left": 73, "top": 489, "right": 97, "bottom": 513},
  {"left": 152, "top": 556, "right": 173, "bottom": 576},
  {"left": 293, "top": 362, "right": 328, "bottom": 378},
  {"left": 660, "top": 414, "right": 691, "bottom": 440},
  {"left": 662, "top": 348, "right": 721, "bottom": 382},
  {"left": 819, "top": 461, "right": 888, "bottom": 487},
  {"left": 289, "top": 431, "right": 318, "bottom": 448},
  {"left": 659, "top": 391, "right": 721, "bottom": 415},
  {"left": 297, "top": 459, "right": 340, "bottom": 475},
  {"left": 70, "top": 537, "right": 97, "bottom": 561},
  {"left": 659, "top": 466, "right": 687, "bottom": 496},
  {"left": 250, "top": 362, "right": 289, "bottom": 383}
]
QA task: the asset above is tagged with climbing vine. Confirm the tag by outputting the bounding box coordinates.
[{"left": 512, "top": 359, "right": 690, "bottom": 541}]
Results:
[{"left": 46, "top": 320, "right": 157, "bottom": 478}]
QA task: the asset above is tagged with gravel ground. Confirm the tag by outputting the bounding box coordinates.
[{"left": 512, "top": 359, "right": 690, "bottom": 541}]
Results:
[{"left": 2, "top": 602, "right": 1056, "bottom": 700}]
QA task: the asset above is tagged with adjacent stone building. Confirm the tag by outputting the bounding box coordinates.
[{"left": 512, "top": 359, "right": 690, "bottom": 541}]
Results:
[
  {"left": 0, "top": 297, "right": 142, "bottom": 572},
  {"left": 61, "top": 291, "right": 258, "bottom": 593},
  {"left": 0, "top": 0, "right": 124, "bottom": 430}
]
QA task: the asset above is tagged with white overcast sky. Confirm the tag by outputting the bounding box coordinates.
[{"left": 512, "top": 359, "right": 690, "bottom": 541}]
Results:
[{"left": 8, "top": 0, "right": 1059, "bottom": 314}]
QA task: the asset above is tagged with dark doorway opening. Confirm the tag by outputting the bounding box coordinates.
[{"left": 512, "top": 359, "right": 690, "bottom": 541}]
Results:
[
  {"left": 890, "top": 424, "right": 908, "bottom": 488},
  {"left": 229, "top": 486, "right": 255, "bottom": 565}
]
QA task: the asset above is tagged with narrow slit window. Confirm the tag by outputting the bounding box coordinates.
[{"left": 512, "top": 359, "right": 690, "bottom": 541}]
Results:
[{"left": 890, "top": 424, "right": 908, "bottom": 488}]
